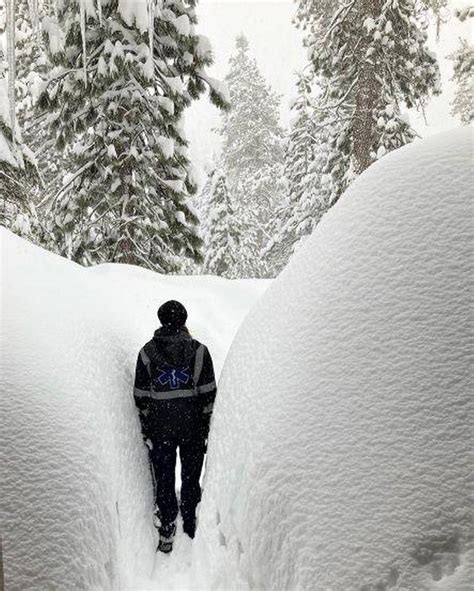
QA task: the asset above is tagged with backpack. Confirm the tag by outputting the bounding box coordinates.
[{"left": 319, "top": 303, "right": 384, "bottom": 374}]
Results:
[{"left": 142, "top": 339, "right": 205, "bottom": 396}]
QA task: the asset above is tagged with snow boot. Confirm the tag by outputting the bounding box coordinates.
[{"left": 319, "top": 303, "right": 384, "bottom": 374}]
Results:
[
  {"left": 157, "top": 522, "right": 176, "bottom": 554},
  {"left": 183, "top": 517, "right": 196, "bottom": 539}
]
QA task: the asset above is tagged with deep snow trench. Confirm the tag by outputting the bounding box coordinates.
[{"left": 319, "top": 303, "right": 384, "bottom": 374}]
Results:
[{"left": 2, "top": 129, "right": 473, "bottom": 591}]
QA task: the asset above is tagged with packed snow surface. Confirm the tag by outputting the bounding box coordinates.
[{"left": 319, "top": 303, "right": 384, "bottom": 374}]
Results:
[
  {"left": 196, "top": 128, "right": 474, "bottom": 590},
  {"left": 0, "top": 233, "right": 269, "bottom": 590}
]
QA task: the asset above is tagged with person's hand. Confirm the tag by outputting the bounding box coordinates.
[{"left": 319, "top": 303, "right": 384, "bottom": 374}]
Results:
[{"left": 200, "top": 416, "right": 211, "bottom": 441}]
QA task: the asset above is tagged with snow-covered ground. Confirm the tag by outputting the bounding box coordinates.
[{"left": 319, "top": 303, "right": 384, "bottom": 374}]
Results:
[
  {"left": 1, "top": 128, "right": 473, "bottom": 590},
  {"left": 196, "top": 128, "right": 474, "bottom": 590},
  {"left": 0, "top": 235, "right": 269, "bottom": 590}
]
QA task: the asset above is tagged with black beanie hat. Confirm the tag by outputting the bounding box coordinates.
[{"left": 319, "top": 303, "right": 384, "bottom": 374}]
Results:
[{"left": 158, "top": 300, "right": 188, "bottom": 328}]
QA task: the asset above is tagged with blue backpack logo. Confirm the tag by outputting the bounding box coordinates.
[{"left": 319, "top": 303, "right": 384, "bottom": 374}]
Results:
[{"left": 156, "top": 367, "right": 191, "bottom": 390}]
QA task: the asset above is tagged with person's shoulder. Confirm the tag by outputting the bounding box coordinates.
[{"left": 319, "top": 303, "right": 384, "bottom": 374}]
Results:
[
  {"left": 190, "top": 336, "right": 203, "bottom": 348},
  {"left": 142, "top": 336, "right": 155, "bottom": 348},
  {"left": 193, "top": 340, "right": 214, "bottom": 360},
  {"left": 140, "top": 338, "right": 155, "bottom": 356},
  {"left": 190, "top": 337, "right": 209, "bottom": 352}
]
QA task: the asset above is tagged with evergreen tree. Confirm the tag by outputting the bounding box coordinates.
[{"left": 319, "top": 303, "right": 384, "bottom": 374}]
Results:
[
  {"left": 0, "top": 45, "right": 37, "bottom": 233},
  {"left": 219, "top": 35, "right": 285, "bottom": 278},
  {"left": 265, "top": 70, "right": 329, "bottom": 273},
  {"left": 296, "top": 0, "right": 441, "bottom": 206},
  {"left": 450, "top": 5, "right": 473, "bottom": 125},
  {"left": 15, "top": 0, "right": 60, "bottom": 198},
  {"left": 15, "top": 0, "right": 43, "bottom": 127},
  {"left": 202, "top": 165, "right": 239, "bottom": 278},
  {"left": 38, "top": 0, "right": 228, "bottom": 270},
  {"left": 421, "top": 0, "right": 449, "bottom": 40}
]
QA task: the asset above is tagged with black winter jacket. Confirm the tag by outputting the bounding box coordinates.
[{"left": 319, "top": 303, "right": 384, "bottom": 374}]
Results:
[{"left": 134, "top": 327, "right": 217, "bottom": 441}]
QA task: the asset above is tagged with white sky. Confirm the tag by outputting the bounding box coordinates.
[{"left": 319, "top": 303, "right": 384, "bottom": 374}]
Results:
[
  {"left": 186, "top": 1, "right": 305, "bottom": 181},
  {"left": 186, "top": 0, "right": 470, "bottom": 186}
]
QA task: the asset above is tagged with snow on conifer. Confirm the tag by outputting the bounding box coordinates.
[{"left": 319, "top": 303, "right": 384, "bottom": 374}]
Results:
[
  {"left": 217, "top": 35, "right": 286, "bottom": 279},
  {"left": 15, "top": 0, "right": 46, "bottom": 127},
  {"left": 295, "top": 0, "right": 441, "bottom": 206},
  {"left": 0, "top": 42, "right": 37, "bottom": 234},
  {"left": 450, "top": 4, "right": 473, "bottom": 124},
  {"left": 202, "top": 164, "right": 239, "bottom": 278},
  {"left": 265, "top": 71, "right": 330, "bottom": 274},
  {"left": 38, "top": 0, "right": 229, "bottom": 271},
  {"left": 14, "top": 0, "right": 60, "bottom": 200}
]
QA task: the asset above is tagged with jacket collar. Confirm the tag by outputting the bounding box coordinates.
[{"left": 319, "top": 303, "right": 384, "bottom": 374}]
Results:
[{"left": 153, "top": 326, "right": 190, "bottom": 339}]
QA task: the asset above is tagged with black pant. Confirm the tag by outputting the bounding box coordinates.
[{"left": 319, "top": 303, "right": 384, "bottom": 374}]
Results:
[{"left": 149, "top": 435, "right": 206, "bottom": 527}]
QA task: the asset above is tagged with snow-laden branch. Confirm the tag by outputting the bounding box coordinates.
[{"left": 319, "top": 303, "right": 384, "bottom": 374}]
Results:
[
  {"left": 38, "top": 159, "right": 95, "bottom": 208},
  {"left": 5, "top": 0, "right": 16, "bottom": 149}
]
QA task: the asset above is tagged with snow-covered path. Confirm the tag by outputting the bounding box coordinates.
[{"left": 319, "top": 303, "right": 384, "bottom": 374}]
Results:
[
  {"left": 149, "top": 527, "right": 195, "bottom": 590},
  {"left": 129, "top": 522, "right": 195, "bottom": 590},
  {"left": 87, "top": 267, "right": 267, "bottom": 590}
]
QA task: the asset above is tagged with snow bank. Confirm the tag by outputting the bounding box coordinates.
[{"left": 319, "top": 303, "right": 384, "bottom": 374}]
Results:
[
  {"left": 0, "top": 231, "right": 268, "bottom": 591},
  {"left": 197, "top": 129, "right": 474, "bottom": 590}
]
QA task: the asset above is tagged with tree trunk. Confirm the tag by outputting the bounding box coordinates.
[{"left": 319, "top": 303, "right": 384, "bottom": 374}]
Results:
[{"left": 352, "top": 0, "right": 382, "bottom": 174}]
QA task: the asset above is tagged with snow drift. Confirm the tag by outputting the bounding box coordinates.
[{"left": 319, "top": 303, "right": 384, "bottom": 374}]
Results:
[
  {"left": 197, "top": 128, "right": 474, "bottom": 590},
  {"left": 0, "top": 233, "right": 268, "bottom": 591}
]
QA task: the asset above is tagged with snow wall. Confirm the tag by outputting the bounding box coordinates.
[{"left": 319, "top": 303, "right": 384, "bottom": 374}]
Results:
[
  {"left": 0, "top": 232, "right": 268, "bottom": 591},
  {"left": 196, "top": 128, "right": 474, "bottom": 591}
]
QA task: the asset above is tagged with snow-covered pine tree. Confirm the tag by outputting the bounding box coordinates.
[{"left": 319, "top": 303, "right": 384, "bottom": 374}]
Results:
[
  {"left": 421, "top": 0, "right": 449, "bottom": 40},
  {"left": 0, "top": 44, "right": 38, "bottom": 233},
  {"left": 191, "top": 156, "right": 217, "bottom": 232},
  {"left": 15, "top": 0, "right": 60, "bottom": 198},
  {"left": 295, "top": 0, "right": 441, "bottom": 206},
  {"left": 219, "top": 34, "right": 285, "bottom": 278},
  {"left": 15, "top": 0, "right": 44, "bottom": 127},
  {"left": 38, "top": 0, "right": 228, "bottom": 270},
  {"left": 264, "top": 70, "right": 330, "bottom": 274},
  {"left": 202, "top": 164, "right": 239, "bottom": 277},
  {"left": 450, "top": 4, "right": 473, "bottom": 125}
]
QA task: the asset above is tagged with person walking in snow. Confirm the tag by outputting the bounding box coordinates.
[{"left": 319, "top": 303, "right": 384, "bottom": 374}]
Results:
[{"left": 133, "top": 300, "right": 217, "bottom": 554}]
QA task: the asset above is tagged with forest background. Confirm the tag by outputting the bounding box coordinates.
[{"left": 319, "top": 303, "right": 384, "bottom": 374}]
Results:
[{"left": 0, "top": 0, "right": 472, "bottom": 279}]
